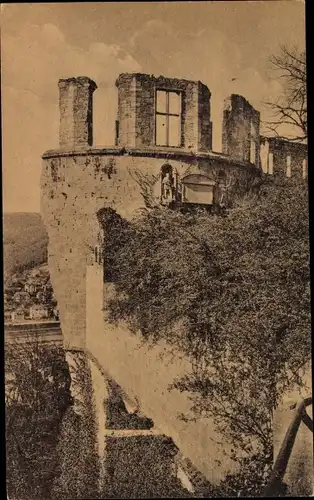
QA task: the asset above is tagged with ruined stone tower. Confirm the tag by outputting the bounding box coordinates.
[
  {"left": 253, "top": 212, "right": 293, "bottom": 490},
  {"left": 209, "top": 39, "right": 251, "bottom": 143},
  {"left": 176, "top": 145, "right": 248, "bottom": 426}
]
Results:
[
  {"left": 41, "top": 72, "right": 264, "bottom": 493},
  {"left": 41, "top": 73, "right": 261, "bottom": 349}
]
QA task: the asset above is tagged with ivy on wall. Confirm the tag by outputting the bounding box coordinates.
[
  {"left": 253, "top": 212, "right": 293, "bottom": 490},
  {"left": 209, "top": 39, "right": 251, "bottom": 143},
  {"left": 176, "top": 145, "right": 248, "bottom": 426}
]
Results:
[{"left": 100, "top": 174, "right": 310, "bottom": 496}]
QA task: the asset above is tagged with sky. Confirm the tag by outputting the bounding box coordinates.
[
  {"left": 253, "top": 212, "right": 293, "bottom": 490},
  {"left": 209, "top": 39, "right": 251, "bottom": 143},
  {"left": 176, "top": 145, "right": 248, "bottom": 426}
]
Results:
[{"left": 2, "top": 1, "right": 306, "bottom": 212}]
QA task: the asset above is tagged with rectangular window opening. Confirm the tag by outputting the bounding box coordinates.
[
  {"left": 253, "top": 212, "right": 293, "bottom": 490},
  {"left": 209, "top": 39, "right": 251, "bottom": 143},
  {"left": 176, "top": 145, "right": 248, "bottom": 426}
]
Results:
[
  {"left": 156, "top": 90, "right": 182, "bottom": 147},
  {"left": 268, "top": 153, "right": 274, "bottom": 175}
]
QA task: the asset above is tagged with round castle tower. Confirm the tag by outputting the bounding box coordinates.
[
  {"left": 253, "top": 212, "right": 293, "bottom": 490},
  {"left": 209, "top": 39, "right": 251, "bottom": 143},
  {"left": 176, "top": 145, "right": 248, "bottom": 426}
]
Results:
[
  {"left": 40, "top": 74, "right": 268, "bottom": 492},
  {"left": 41, "top": 73, "right": 261, "bottom": 350}
]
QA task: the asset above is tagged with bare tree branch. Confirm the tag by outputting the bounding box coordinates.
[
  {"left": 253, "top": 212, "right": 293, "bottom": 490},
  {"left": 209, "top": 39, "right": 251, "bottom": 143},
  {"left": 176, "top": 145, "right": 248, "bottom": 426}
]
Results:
[{"left": 262, "top": 46, "right": 307, "bottom": 142}]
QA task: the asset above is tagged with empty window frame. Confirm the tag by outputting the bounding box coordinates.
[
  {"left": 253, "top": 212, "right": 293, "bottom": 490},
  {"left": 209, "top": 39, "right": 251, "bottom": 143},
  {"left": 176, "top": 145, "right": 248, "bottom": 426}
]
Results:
[
  {"left": 155, "top": 90, "right": 182, "bottom": 147},
  {"left": 260, "top": 141, "right": 269, "bottom": 173}
]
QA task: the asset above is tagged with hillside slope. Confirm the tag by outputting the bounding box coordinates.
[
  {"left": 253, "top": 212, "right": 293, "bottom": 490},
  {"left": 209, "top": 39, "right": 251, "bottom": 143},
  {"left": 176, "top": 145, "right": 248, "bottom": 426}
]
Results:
[{"left": 3, "top": 213, "right": 48, "bottom": 280}]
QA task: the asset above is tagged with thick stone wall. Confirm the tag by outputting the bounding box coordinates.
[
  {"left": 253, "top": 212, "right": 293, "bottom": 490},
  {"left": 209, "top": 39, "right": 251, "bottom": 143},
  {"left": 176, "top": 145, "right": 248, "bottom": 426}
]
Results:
[
  {"left": 58, "top": 77, "right": 97, "bottom": 148},
  {"left": 115, "top": 74, "right": 137, "bottom": 148},
  {"left": 198, "top": 82, "right": 212, "bottom": 151},
  {"left": 135, "top": 75, "right": 155, "bottom": 147},
  {"left": 85, "top": 282, "right": 237, "bottom": 486}
]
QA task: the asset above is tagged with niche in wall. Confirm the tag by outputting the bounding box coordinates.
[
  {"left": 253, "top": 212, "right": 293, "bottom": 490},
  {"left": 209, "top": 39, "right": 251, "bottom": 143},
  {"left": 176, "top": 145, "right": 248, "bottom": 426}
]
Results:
[{"left": 160, "top": 163, "right": 178, "bottom": 205}]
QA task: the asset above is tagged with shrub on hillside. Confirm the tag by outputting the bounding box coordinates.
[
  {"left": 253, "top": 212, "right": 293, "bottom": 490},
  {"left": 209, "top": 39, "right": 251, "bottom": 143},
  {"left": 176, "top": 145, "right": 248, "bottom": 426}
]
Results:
[{"left": 5, "top": 342, "right": 72, "bottom": 500}]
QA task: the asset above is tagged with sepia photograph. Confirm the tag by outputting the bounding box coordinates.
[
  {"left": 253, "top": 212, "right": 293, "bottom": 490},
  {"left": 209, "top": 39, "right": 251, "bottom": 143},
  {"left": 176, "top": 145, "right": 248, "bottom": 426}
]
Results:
[{"left": 2, "top": 1, "right": 312, "bottom": 498}]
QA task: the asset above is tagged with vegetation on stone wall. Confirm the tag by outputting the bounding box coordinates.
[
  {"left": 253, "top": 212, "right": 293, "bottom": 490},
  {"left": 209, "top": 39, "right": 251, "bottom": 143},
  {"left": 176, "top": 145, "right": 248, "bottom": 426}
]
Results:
[
  {"left": 5, "top": 339, "right": 192, "bottom": 499},
  {"left": 5, "top": 343, "right": 102, "bottom": 500},
  {"left": 101, "top": 174, "right": 311, "bottom": 496},
  {"left": 51, "top": 357, "right": 100, "bottom": 500},
  {"left": 5, "top": 342, "right": 72, "bottom": 500}
]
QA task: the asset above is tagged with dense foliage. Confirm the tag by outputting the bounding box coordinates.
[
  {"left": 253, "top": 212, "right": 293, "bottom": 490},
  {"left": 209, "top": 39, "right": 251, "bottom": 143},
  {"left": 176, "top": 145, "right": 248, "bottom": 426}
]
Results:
[
  {"left": 5, "top": 339, "right": 190, "bottom": 499},
  {"left": 101, "top": 175, "right": 311, "bottom": 495},
  {"left": 5, "top": 342, "right": 72, "bottom": 500}
]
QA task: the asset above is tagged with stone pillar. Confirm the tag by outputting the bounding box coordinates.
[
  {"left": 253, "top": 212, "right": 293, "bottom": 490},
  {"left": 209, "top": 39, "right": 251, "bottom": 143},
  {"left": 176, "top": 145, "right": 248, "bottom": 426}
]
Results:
[
  {"left": 197, "top": 82, "right": 212, "bottom": 152},
  {"left": 85, "top": 231, "right": 108, "bottom": 491},
  {"left": 115, "top": 73, "right": 137, "bottom": 148},
  {"left": 222, "top": 94, "right": 260, "bottom": 166},
  {"left": 86, "top": 239, "right": 104, "bottom": 350},
  {"left": 58, "top": 76, "right": 97, "bottom": 148}
]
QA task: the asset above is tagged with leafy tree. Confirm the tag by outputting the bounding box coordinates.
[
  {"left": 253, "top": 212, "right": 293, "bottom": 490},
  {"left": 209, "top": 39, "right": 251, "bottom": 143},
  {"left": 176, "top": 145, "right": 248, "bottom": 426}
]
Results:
[
  {"left": 5, "top": 340, "right": 72, "bottom": 500},
  {"left": 263, "top": 45, "right": 307, "bottom": 142},
  {"left": 103, "top": 175, "right": 310, "bottom": 496}
]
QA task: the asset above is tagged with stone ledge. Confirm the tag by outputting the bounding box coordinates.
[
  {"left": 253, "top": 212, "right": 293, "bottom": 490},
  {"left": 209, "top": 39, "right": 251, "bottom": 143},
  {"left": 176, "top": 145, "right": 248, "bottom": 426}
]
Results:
[
  {"left": 104, "top": 429, "right": 164, "bottom": 437},
  {"left": 42, "top": 145, "right": 260, "bottom": 170}
]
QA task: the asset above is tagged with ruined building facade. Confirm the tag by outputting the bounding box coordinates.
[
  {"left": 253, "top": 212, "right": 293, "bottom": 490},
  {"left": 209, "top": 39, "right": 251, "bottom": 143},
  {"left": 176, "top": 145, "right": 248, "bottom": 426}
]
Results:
[{"left": 41, "top": 73, "right": 309, "bottom": 496}]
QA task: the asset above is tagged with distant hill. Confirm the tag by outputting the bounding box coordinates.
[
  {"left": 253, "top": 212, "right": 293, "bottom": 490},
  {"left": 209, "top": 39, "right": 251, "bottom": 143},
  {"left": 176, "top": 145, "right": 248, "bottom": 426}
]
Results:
[{"left": 3, "top": 213, "right": 48, "bottom": 281}]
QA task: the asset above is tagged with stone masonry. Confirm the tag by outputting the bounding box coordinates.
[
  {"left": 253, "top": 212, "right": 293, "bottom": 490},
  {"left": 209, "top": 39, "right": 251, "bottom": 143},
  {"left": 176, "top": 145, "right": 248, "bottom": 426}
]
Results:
[
  {"left": 222, "top": 93, "right": 260, "bottom": 166},
  {"left": 260, "top": 135, "right": 308, "bottom": 178},
  {"left": 58, "top": 76, "right": 97, "bottom": 148}
]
